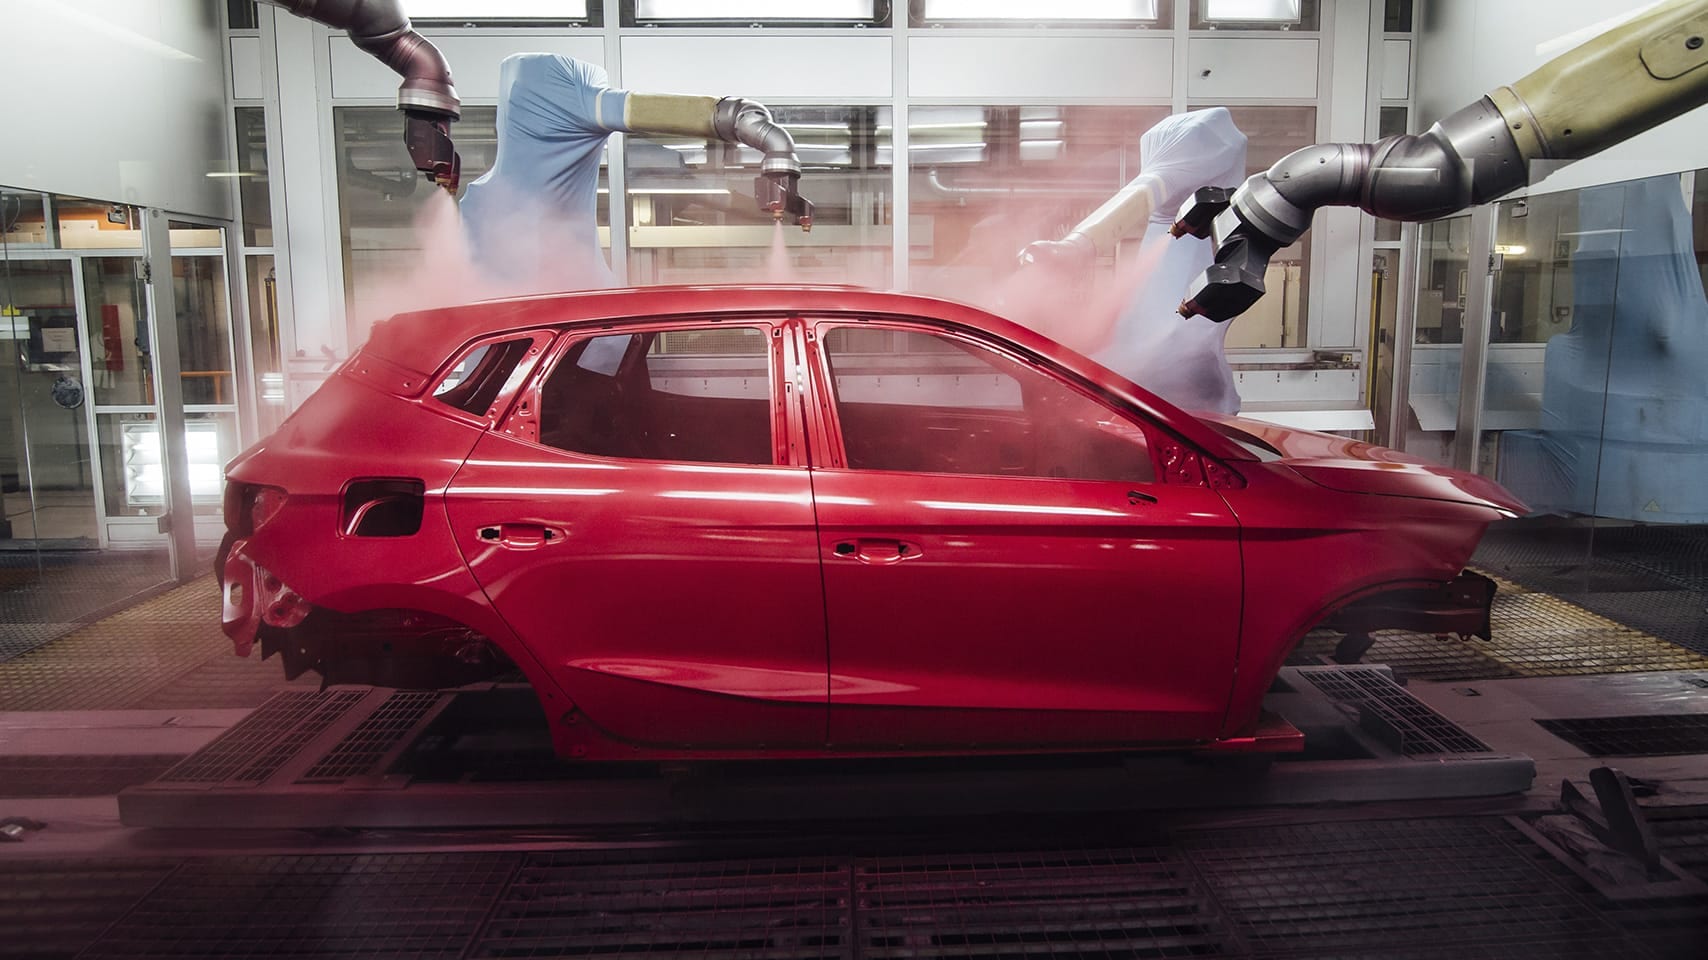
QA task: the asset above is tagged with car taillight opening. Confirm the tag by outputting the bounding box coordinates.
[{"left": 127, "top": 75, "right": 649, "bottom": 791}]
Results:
[{"left": 225, "top": 482, "right": 289, "bottom": 536}]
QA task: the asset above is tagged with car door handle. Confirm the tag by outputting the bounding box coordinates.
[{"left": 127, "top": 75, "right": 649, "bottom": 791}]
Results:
[
  {"left": 832, "top": 538, "right": 920, "bottom": 564},
  {"left": 477, "top": 523, "right": 562, "bottom": 549},
  {"left": 1128, "top": 490, "right": 1158, "bottom": 505}
]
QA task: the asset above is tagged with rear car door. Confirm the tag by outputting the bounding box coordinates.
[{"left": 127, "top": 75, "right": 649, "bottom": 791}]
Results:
[
  {"left": 445, "top": 319, "right": 827, "bottom": 750},
  {"left": 803, "top": 319, "right": 1243, "bottom": 750}
]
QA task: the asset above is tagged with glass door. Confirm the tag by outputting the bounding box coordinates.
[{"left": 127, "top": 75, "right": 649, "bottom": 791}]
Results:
[{"left": 168, "top": 219, "right": 240, "bottom": 562}]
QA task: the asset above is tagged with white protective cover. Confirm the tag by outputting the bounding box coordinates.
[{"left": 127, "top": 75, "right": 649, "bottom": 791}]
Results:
[
  {"left": 1090, "top": 108, "right": 1248, "bottom": 414},
  {"left": 459, "top": 53, "right": 632, "bottom": 294}
]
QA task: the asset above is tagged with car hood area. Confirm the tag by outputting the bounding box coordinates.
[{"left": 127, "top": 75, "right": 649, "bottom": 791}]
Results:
[{"left": 1196, "top": 413, "right": 1529, "bottom": 517}]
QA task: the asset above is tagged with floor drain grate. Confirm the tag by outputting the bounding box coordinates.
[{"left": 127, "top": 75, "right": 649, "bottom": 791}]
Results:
[
  {"left": 471, "top": 852, "right": 853, "bottom": 959},
  {"left": 156, "top": 688, "right": 365, "bottom": 785},
  {"left": 1536, "top": 715, "right": 1708, "bottom": 757},
  {"left": 857, "top": 846, "right": 1237, "bottom": 958},
  {"left": 1299, "top": 666, "right": 1491, "bottom": 756},
  {"left": 1178, "top": 817, "right": 1623, "bottom": 957},
  {"left": 299, "top": 690, "right": 441, "bottom": 784}
]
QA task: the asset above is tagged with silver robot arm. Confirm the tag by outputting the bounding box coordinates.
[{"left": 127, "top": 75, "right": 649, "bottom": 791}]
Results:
[
  {"left": 1174, "top": 0, "right": 1708, "bottom": 322},
  {"left": 624, "top": 94, "right": 815, "bottom": 229},
  {"left": 260, "top": 0, "right": 462, "bottom": 191}
]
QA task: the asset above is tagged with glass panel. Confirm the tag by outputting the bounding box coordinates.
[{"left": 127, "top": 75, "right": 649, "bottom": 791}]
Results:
[
  {"left": 1192, "top": 0, "right": 1317, "bottom": 29},
  {"left": 1374, "top": 108, "right": 1408, "bottom": 242},
  {"left": 227, "top": 0, "right": 258, "bottom": 29},
  {"left": 0, "top": 260, "right": 98, "bottom": 543},
  {"left": 234, "top": 107, "right": 272, "bottom": 247},
  {"left": 168, "top": 243, "right": 235, "bottom": 408},
  {"left": 921, "top": 0, "right": 1160, "bottom": 21},
  {"left": 407, "top": 0, "right": 587, "bottom": 18},
  {"left": 635, "top": 0, "right": 873, "bottom": 19},
  {"left": 627, "top": 105, "right": 891, "bottom": 286},
  {"left": 1369, "top": 249, "right": 1400, "bottom": 446},
  {"left": 1384, "top": 0, "right": 1413, "bottom": 33},
  {"left": 98, "top": 412, "right": 234, "bottom": 518},
  {"left": 335, "top": 106, "right": 580, "bottom": 321},
  {"left": 538, "top": 328, "right": 773, "bottom": 465},
  {"left": 905, "top": 104, "right": 1170, "bottom": 329},
  {"left": 1210, "top": 105, "right": 1316, "bottom": 349},
  {"left": 3, "top": 190, "right": 144, "bottom": 252},
  {"left": 1404, "top": 215, "right": 1472, "bottom": 466},
  {"left": 82, "top": 257, "right": 153, "bottom": 407},
  {"left": 822, "top": 326, "right": 1154, "bottom": 482},
  {"left": 245, "top": 254, "right": 285, "bottom": 433}
]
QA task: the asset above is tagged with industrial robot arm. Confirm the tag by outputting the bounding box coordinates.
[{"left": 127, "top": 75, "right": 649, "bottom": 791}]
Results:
[
  {"left": 1174, "top": 0, "right": 1708, "bottom": 322},
  {"left": 1018, "top": 173, "right": 1165, "bottom": 268},
  {"left": 623, "top": 94, "right": 815, "bottom": 230},
  {"left": 260, "top": 0, "right": 462, "bottom": 191}
]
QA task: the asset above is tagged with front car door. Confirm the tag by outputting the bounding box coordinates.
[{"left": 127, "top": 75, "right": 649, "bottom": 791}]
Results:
[
  {"left": 803, "top": 318, "right": 1243, "bottom": 751},
  {"left": 445, "top": 319, "right": 827, "bottom": 751}
]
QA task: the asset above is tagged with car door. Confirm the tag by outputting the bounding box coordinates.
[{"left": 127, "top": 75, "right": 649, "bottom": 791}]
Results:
[
  {"left": 803, "top": 319, "right": 1243, "bottom": 750},
  {"left": 445, "top": 320, "right": 827, "bottom": 750}
]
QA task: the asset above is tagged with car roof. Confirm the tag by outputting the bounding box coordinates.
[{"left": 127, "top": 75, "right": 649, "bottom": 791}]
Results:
[{"left": 360, "top": 283, "right": 1255, "bottom": 463}]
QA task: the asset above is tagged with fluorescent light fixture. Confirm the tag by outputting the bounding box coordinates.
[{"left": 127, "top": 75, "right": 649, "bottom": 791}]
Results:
[
  {"left": 403, "top": 1, "right": 587, "bottom": 18},
  {"left": 636, "top": 0, "right": 874, "bottom": 19},
  {"left": 627, "top": 187, "right": 733, "bottom": 195},
  {"left": 924, "top": 0, "right": 1158, "bottom": 20},
  {"left": 204, "top": 171, "right": 259, "bottom": 178},
  {"left": 1201, "top": 0, "right": 1302, "bottom": 23},
  {"left": 121, "top": 420, "right": 225, "bottom": 506},
  {"left": 1494, "top": 244, "right": 1528, "bottom": 256}
]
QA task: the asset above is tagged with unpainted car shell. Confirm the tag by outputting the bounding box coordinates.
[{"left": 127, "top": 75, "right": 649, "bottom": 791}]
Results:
[{"left": 222, "top": 285, "right": 1524, "bottom": 761}]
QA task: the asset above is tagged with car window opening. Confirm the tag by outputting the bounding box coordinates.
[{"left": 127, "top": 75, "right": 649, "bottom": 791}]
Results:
[
  {"left": 538, "top": 326, "right": 774, "bottom": 465},
  {"left": 434, "top": 338, "right": 535, "bottom": 416}
]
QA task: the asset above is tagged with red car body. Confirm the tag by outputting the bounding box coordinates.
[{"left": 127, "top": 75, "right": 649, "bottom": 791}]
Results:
[{"left": 220, "top": 285, "right": 1525, "bottom": 761}]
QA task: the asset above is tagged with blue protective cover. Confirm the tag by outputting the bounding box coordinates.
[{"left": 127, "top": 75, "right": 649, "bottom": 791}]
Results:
[
  {"left": 1503, "top": 174, "right": 1708, "bottom": 522},
  {"left": 460, "top": 53, "right": 632, "bottom": 293},
  {"left": 1091, "top": 108, "right": 1249, "bottom": 415}
]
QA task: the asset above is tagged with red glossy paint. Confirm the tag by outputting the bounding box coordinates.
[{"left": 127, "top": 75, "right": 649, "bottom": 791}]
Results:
[{"left": 223, "top": 284, "right": 1525, "bottom": 761}]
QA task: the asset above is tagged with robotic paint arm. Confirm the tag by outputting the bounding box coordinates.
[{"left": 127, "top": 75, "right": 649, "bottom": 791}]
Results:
[
  {"left": 1018, "top": 174, "right": 1165, "bottom": 268},
  {"left": 1175, "top": 0, "right": 1708, "bottom": 322},
  {"left": 623, "top": 94, "right": 815, "bottom": 230},
  {"left": 260, "top": 0, "right": 462, "bottom": 191}
]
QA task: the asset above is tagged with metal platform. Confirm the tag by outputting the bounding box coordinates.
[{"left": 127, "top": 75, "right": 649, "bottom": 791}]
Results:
[{"left": 117, "top": 665, "right": 1536, "bottom": 830}]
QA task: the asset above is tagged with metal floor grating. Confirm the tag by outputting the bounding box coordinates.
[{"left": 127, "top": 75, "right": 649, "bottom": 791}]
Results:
[
  {"left": 1297, "top": 666, "right": 1490, "bottom": 756},
  {"left": 472, "top": 853, "right": 852, "bottom": 959},
  {"left": 0, "top": 859, "right": 179, "bottom": 960},
  {"left": 1291, "top": 628, "right": 1521, "bottom": 681},
  {"left": 856, "top": 846, "right": 1236, "bottom": 959},
  {"left": 0, "top": 753, "right": 183, "bottom": 798},
  {"left": 299, "top": 690, "right": 443, "bottom": 783},
  {"left": 156, "top": 688, "right": 368, "bottom": 785},
  {"left": 1177, "top": 817, "right": 1625, "bottom": 958},
  {"left": 82, "top": 853, "right": 520, "bottom": 960},
  {"left": 1535, "top": 715, "right": 1708, "bottom": 757}
]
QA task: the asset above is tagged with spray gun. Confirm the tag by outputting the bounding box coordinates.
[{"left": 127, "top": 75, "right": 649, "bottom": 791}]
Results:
[
  {"left": 261, "top": 0, "right": 462, "bottom": 192},
  {"left": 1171, "top": 0, "right": 1708, "bottom": 323},
  {"left": 714, "top": 98, "right": 815, "bottom": 230}
]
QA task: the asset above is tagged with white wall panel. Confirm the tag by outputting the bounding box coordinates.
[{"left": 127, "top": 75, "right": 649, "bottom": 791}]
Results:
[
  {"left": 910, "top": 37, "right": 1171, "bottom": 100},
  {"left": 230, "top": 36, "right": 265, "bottom": 100},
  {"left": 0, "top": 0, "right": 230, "bottom": 217},
  {"left": 1187, "top": 38, "right": 1317, "bottom": 100},
  {"left": 622, "top": 35, "right": 891, "bottom": 99},
  {"left": 1380, "top": 39, "right": 1410, "bottom": 100},
  {"left": 330, "top": 34, "right": 605, "bottom": 100},
  {"left": 1417, "top": 0, "right": 1708, "bottom": 195}
]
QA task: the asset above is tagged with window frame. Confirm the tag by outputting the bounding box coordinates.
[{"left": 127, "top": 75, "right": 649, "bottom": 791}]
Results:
[
  {"left": 426, "top": 330, "right": 557, "bottom": 429},
  {"left": 621, "top": 0, "right": 890, "bottom": 28},
  {"left": 803, "top": 315, "right": 1161, "bottom": 483},
  {"left": 505, "top": 316, "right": 798, "bottom": 467}
]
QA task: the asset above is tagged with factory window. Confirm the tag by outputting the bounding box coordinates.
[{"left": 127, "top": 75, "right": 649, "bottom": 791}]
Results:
[
  {"left": 234, "top": 107, "right": 271, "bottom": 248},
  {"left": 820, "top": 325, "right": 1154, "bottom": 482},
  {"left": 333, "top": 106, "right": 611, "bottom": 334},
  {"left": 226, "top": 1, "right": 258, "bottom": 30},
  {"left": 625, "top": 105, "right": 892, "bottom": 287},
  {"left": 905, "top": 104, "right": 1172, "bottom": 352},
  {"left": 1191, "top": 0, "right": 1319, "bottom": 31},
  {"left": 403, "top": 1, "right": 597, "bottom": 24},
  {"left": 538, "top": 327, "right": 774, "bottom": 466},
  {"left": 1383, "top": 0, "right": 1413, "bottom": 33},
  {"left": 913, "top": 0, "right": 1168, "bottom": 27},
  {"left": 624, "top": 0, "right": 887, "bottom": 26}
]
